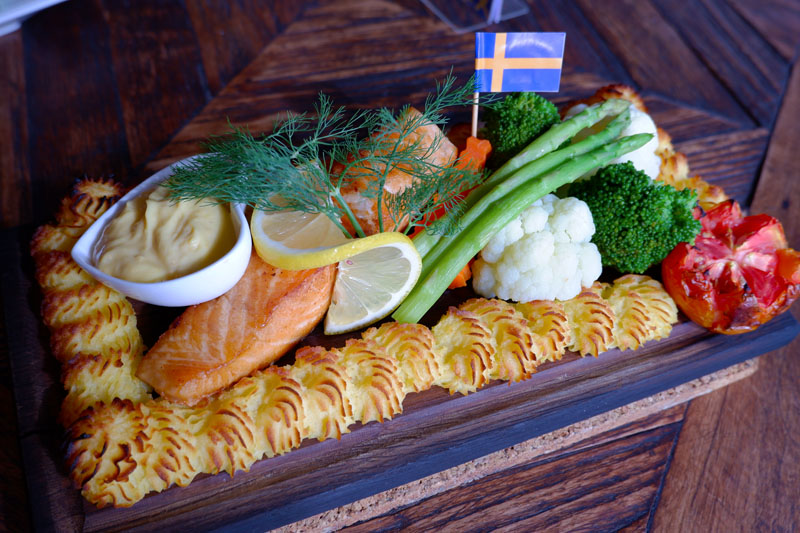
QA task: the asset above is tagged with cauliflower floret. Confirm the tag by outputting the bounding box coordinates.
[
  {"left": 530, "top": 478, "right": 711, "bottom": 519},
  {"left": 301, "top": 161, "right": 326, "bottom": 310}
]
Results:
[
  {"left": 577, "top": 241, "right": 603, "bottom": 287},
  {"left": 472, "top": 258, "right": 496, "bottom": 296},
  {"left": 565, "top": 101, "right": 661, "bottom": 179},
  {"left": 547, "top": 196, "right": 595, "bottom": 242},
  {"left": 481, "top": 217, "right": 525, "bottom": 263},
  {"left": 518, "top": 200, "right": 550, "bottom": 234},
  {"left": 472, "top": 194, "right": 602, "bottom": 302}
]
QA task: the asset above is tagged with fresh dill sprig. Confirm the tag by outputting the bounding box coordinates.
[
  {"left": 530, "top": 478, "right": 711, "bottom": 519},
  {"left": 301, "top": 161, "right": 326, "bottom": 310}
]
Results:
[{"left": 164, "top": 73, "right": 489, "bottom": 239}]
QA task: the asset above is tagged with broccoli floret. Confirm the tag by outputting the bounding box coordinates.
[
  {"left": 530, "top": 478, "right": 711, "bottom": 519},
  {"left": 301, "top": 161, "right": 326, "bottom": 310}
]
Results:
[
  {"left": 568, "top": 162, "right": 702, "bottom": 274},
  {"left": 483, "top": 92, "right": 560, "bottom": 169}
]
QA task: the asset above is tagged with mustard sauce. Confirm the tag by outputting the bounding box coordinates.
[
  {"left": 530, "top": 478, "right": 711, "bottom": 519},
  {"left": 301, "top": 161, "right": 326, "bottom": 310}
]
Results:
[{"left": 95, "top": 186, "right": 236, "bottom": 283}]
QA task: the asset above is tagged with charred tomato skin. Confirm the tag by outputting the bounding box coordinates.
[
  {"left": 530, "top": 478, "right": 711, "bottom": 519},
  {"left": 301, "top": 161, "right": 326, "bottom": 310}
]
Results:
[
  {"left": 662, "top": 200, "right": 800, "bottom": 334},
  {"left": 662, "top": 243, "right": 795, "bottom": 333}
]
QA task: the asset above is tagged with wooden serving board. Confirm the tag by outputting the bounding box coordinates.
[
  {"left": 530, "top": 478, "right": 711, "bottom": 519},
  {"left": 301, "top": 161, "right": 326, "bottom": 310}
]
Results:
[
  {"left": 2, "top": 224, "right": 799, "bottom": 532},
  {"left": 5, "top": 1, "right": 800, "bottom": 530}
]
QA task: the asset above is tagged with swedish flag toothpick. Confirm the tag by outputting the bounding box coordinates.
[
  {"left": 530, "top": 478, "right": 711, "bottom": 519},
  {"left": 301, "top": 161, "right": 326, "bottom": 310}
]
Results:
[
  {"left": 475, "top": 32, "right": 565, "bottom": 92},
  {"left": 471, "top": 32, "right": 566, "bottom": 135}
]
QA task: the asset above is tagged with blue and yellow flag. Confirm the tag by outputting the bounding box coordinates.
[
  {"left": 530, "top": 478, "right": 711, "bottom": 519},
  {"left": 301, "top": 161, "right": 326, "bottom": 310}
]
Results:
[{"left": 475, "top": 32, "right": 565, "bottom": 93}]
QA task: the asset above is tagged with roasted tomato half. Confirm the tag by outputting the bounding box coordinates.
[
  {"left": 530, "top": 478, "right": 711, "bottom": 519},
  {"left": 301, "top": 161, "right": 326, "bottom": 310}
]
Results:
[{"left": 662, "top": 200, "right": 800, "bottom": 334}]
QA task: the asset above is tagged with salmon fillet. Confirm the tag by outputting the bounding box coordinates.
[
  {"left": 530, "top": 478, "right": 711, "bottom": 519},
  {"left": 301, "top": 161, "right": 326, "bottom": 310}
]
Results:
[
  {"left": 335, "top": 107, "right": 457, "bottom": 236},
  {"left": 136, "top": 253, "right": 335, "bottom": 405}
]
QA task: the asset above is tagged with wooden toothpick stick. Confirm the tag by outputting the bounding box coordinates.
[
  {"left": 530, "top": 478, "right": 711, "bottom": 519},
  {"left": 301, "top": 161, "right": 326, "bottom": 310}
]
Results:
[{"left": 471, "top": 91, "right": 479, "bottom": 137}]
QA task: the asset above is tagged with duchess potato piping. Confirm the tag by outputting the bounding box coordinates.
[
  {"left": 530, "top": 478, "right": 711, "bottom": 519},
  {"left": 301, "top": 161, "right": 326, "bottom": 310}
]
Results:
[
  {"left": 30, "top": 179, "right": 152, "bottom": 426},
  {"left": 65, "top": 275, "right": 676, "bottom": 507}
]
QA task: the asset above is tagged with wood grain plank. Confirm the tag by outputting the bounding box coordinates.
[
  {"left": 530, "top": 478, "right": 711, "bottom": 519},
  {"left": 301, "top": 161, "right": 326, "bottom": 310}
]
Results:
[
  {"left": 0, "top": 294, "right": 32, "bottom": 532},
  {"left": 674, "top": 128, "right": 769, "bottom": 206},
  {"left": 0, "top": 227, "right": 62, "bottom": 438},
  {"left": 506, "top": 1, "right": 635, "bottom": 85},
  {"left": 618, "top": 514, "right": 650, "bottom": 533},
  {"left": 728, "top": 0, "right": 800, "bottom": 61},
  {"left": 344, "top": 421, "right": 681, "bottom": 532},
  {"left": 18, "top": 429, "right": 85, "bottom": 533},
  {"left": 750, "top": 60, "right": 800, "bottom": 246},
  {"left": 282, "top": 364, "right": 757, "bottom": 532},
  {"left": 184, "top": 0, "right": 305, "bottom": 94},
  {"left": 0, "top": 227, "right": 83, "bottom": 533},
  {"left": 652, "top": 0, "right": 787, "bottom": 126},
  {"left": 147, "top": 0, "right": 478, "bottom": 172},
  {"left": 0, "top": 31, "right": 31, "bottom": 229},
  {"left": 643, "top": 94, "right": 742, "bottom": 142},
  {"left": 575, "top": 0, "right": 752, "bottom": 125},
  {"left": 147, "top": 0, "right": 746, "bottom": 175},
  {"left": 100, "top": 0, "right": 210, "bottom": 169},
  {"left": 22, "top": 0, "right": 131, "bottom": 226},
  {"left": 653, "top": 338, "right": 800, "bottom": 532},
  {"left": 550, "top": 71, "right": 639, "bottom": 108}
]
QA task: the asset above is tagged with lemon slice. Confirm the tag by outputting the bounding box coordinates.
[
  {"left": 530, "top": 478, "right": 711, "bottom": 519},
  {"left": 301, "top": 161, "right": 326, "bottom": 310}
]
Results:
[
  {"left": 251, "top": 209, "right": 379, "bottom": 270},
  {"left": 250, "top": 209, "right": 422, "bottom": 333},
  {"left": 324, "top": 239, "right": 422, "bottom": 334}
]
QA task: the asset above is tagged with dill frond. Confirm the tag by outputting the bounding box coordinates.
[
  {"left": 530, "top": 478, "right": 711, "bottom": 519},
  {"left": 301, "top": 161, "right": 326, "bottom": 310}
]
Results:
[{"left": 163, "top": 73, "right": 486, "bottom": 239}]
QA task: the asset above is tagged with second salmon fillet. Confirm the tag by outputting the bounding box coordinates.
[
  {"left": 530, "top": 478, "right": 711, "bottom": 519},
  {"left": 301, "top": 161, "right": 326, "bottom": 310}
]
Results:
[{"left": 136, "top": 253, "right": 335, "bottom": 405}]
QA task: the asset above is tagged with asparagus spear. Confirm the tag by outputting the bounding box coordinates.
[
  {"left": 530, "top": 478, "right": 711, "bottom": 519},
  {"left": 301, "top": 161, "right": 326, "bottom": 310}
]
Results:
[
  {"left": 393, "top": 133, "right": 653, "bottom": 324},
  {"left": 413, "top": 98, "right": 631, "bottom": 258},
  {"left": 488, "top": 97, "right": 630, "bottom": 185},
  {"left": 416, "top": 108, "right": 632, "bottom": 282}
]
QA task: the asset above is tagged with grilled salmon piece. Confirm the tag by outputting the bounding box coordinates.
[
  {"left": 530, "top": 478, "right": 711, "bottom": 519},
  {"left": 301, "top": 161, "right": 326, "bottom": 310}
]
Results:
[
  {"left": 136, "top": 253, "right": 335, "bottom": 405},
  {"left": 334, "top": 107, "right": 457, "bottom": 236}
]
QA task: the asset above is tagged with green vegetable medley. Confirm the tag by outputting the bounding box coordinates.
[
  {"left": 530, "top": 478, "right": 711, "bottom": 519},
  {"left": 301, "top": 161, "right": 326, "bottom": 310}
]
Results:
[
  {"left": 568, "top": 161, "right": 702, "bottom": 274},
  {"left": 394, "top": 98, "right": 652, "bottom": 323}
]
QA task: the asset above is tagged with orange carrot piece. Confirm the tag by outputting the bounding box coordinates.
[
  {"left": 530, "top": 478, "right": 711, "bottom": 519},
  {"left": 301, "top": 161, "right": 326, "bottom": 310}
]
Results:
[{"left": 454, "top": 136, "right": 492, "bottom": 171}]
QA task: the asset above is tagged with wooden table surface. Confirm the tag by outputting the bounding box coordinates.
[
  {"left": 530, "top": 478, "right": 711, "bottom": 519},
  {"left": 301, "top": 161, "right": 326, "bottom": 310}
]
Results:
[{"left": 2, "top": 0, "right": 799, "bottom": 531}]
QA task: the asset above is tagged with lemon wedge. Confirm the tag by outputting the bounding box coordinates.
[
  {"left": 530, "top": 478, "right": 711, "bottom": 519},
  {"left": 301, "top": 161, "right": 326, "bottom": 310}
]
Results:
[
  {"left": 250, "top": 210, "right": 350, "bottom": 270},
  {"left": 324, "top": 240, "right": 422, "bottom": 334},
  {"left": 250, "top": 209, "right": 422, "bottom": 333}
]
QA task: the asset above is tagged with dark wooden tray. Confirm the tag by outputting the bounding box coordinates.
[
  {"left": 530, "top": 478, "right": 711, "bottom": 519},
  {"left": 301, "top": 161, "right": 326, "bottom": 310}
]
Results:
[{"left": 3, "top": 224, "right": 798, "bottom": 532}]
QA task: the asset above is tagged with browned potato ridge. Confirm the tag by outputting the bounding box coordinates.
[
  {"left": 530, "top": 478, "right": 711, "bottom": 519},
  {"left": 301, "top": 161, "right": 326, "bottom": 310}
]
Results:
[
  {"left": 65, "top": 277, "right": 677, "bottom": 507},
  {"left": 30, "top": 179, "right": 152, "bottom": 426}
]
